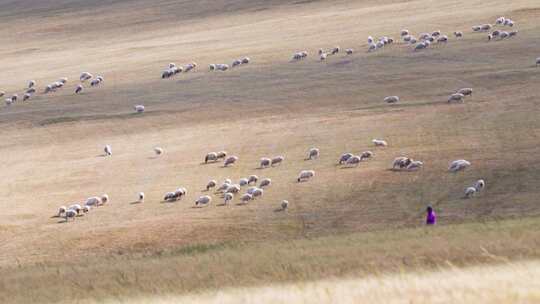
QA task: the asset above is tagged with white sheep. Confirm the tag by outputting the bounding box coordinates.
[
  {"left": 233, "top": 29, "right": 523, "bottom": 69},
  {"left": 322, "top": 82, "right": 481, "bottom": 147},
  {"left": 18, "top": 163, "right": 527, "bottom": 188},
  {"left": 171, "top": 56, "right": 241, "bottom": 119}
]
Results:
[
  {"left": 407, "top": 160, "right": 423, "bottom": 170},
  {"left": 195, "top": 195, "right": 212, "bottom": 206},
  {"left": 216, "top": 151, "right": 228, "bottom": 160},
  {"left": 240, "top": 193, "right": 252, "bottom": 204},
  {"left": 360, "top": 151, "right": 374, "bottom": 160},
  {"left": 472, "top": 25, "right": 482, "bottom": 32},
  {"left": 154, "top": 147, "right": 164, "bottom": 156},
  {"left": 372, "top": 139, "right": 388, "bottom": 147},
  {"left": 5, "top": 98, "right": 13, "bottom": 106},
  {"left": 393, "top": 157, "right": 411, "bottom": 169},
  {"left": 248, "top": 175, "right": 258, "bottom": 184},
  {"left": 164, "top": 191, "right": 176, "bottom": 201},
  {"left": 175, "top": 188, "right": 187, "bottom": 199},
  {"left": 232, "top": 59, "right": 242, "bottom": 67},
  {"left": 432, "top": 30, "right": 441, "bottom": 37},
  {"left": 85, "top": 196, "right": 102, "bottom": 206},
  {"left": 28, "top": 80, "right": 36, "bottom": 88},
  {"left": 80, "top": 72, "right": 93, "bottom": 82},
  {"left": 225, "top": 184, "right": 241, "bottom": 194},
  {"left": 134, "top": 105, "right": 145, "bottom": 113},
  {"left": 384, "top": 96, "right": 399, "bottom": 103},
  {"left": 281, "top": 200, "right": 289, "bottom": 210},
  {"left": 224, "top": 155, "right": 238, "bottom": 166},
  {"left": 0, "top": 91, "right": 4, "bottom": 97},
  {"left": 465, "top": 186, "right": 477, "bottom": 198},
  {"left": 449, "top": 160, "right": 471, "bottom": 172},
  {"left": 307, "top": 148, "right": 320, "bottom": 160},
  {"left": 345, "top": 49, "right": 354, "bottom": 55},
  {"left": 58, "top": 206, "right": 67, "bottom": 216},
  {"left": 65, "top": 209, "right": 78, "bottom": 221},
  {"left": 224, "top": 193, "right": 234, "bottom": 205},
  {"left": 481, "top": 24, "right": 492, "bottom": 31},
  {"left": 206, "top": 180, "right": 217, "bottom": 191},
  {"left": 499, "top": 31, "right": 509, "bottom": 39},
  {"left": 535, "top": 57, "right": 540, "bottom": 66},
  {"left": 252, "top": 188, "right": 264, "bottom": 199},
  {"left": 454, "top": 31, "right": 463, "bottom": 38},
  {"left": 217, "top": 182, "right": 231, "bottom": 192},
  {"left": 260, "top": 157, "right": 271, "bottom": 168},
  {"left": 437, "top": 35, "right": 448, "bottom": 43},
  {"left": 320, "top": 53, "right": 327, "bottom": 61},
  {"left": 339, "top": 153, "right": 353, "bottom": 164},
  {"left": 403, "top": 35, "right": 412, "bottom": 42},
  {"left": 101, "top": 194, "right": 110, "bottom": 204},
  {"left": 297, "top": 170, "right": 315, "bottom": 182},
  {"left": 246, "top": 186, "right": 258, "bottom": 195},
  {"left": 345, "top": 155, "right": 361, "bottom": 166},
  {"left": 401, "top": 29, "right": 409, "bottom": 37},
  {"left": 458, "top": 88, "right": 473, "bottom": 96},
  {"left": 75, "top": 84, "right": 83, "bottom": 94},
  {"left": 239, "top": 178, "right": 249, "bottom": 186},
  {"left": 368, "top": 43, "right": 377, "bottom": 52},
  {"left": 209, "top": 64, "right": 216, "bottom": 71},
  {"left": 259, "top": 178, "right": 271, "bottom": 188},
  {"left": 83, "top": 206, "right": 91, "bottom": 213},
  {"left": 23, "top": 93, "right": 31, "bottom": 101},
  {"left": 271, "top": 156, "right": 284, "bottom": 166},
  {"left": 448, "top": 93, "right": 465, "bottom": 103},
  {"left": 59, "top": 77, "right": 68, "bottom": 84},
  {"left": 104, "top": 145, "right": 112, "bottom": 156},
  {"left": 241, "top": 57, "right": 250, "bottom": 64},
  {"left": 474, "top": 179, "right": 486, "bottom": 191},
  {"left": 26, "top": 88, "right": 36, "bottom": 94},
  {"left": 223, "top": 178, "right": 232, "bottom": 184},
  {"left": 138, "top": 192, "right": 145, "bottom": 203},
  {"left": 414, "top": 42, "right": 428, "bottom": 51},
  {"left": 90, "top": 78, "right": 101, "bottom": 87},
  {"left": 367, "top": 36, "right": 374, "bottom": 44},
  {"left": 205, "top": 152, "right": 218, "bottom": 163},
  {"left": 68, "top": 204, "right": 82, "bottom": 214}
]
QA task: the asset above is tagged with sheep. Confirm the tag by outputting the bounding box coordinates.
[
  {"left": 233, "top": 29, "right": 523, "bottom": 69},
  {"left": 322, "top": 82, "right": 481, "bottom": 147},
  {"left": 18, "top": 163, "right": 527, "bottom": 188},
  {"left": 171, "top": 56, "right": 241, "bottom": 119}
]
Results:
[
  {"left": 241, "top": 57, "right": 250, "bottom": 64},
  {"left": 138, "top": 192, "right": 145, "bottom": 203},
  {"left": 216, "top": 64, "right": 229, "bottom": 71},
  {"left": 281, "top": 200, "right": 289, "bottom": 210},
  {"left": 26, "top": 88, "right": 36, "bottom": 94},
  {"left": 345, "top": 155, "right": 361, "bottom": 166},
  {"left": 80, "top": 72, "right": 93, "bottom": 82},
  {"left": 509, "top": 31, "right": 518, "bottom": 37},
  {"left": 85, "top": 197, "right": 102, "bottom": 206},
  {"left": 206, "top": 180, "right": 217, "bottom": 191},
  {"left": 75, "top": 84, "right": 83, "bottom": 94},
  {"left": 271, "top": 156, "right": 284, "bottom": 166},
  {"left": 454, "top": 31, "right": 463, "bottom": 38},
  {"left": 0, "top": 91, "right": 4, "bottom": 97},
  {"left": 169, "top": 63, "right": 176, "bottom": 68},
  {"left": 239, "top": 178, "right": 249, "bottom": 186},
  {"left": 414, "top": 42, "right": 428, "bottom": 51},
  {"left": 82, "top": 206, "right": 91, "bottom": 213},
  {"left": 205, "top": 152, "right": 218, "bottom": 163},
  {"left": 68, "top": 204, "right": 82, "bottom": 214},
  {"left": 224, "top": 155, "right": 238, "bottom": 167},
  {"left": 174, "top": 188, "right": 187, "bottom": 200},
  {"left": 458, "top": 88, "right": 473, "bottom": 96},
  {"left": 90, "top": 78, "right": 101, "bottom": 87},
  {"left": 320, "top": 53, "right": 327, "bottom": 61},
  {"left": 154, "top": 147, "right": 164, "bottom": 156},
  {"left": 248, "top": 175, "right": 258, "bottom": 184},
  {"left": 449, "top": 160, "right": 471, "bottom": 172},
  {"left": 504, "top": 19, "right": 514, "bottom": 27},
  {"left": 307, "top": 148, "right": 320, "bottom": 160},
  {"left": 163, "top": 192, "right": 176, "bottom": 201},
  {"left": 195, "top": 195, "right": 211, "bottom": 206},
  {"left": 330, "top": 46, "right": 340, "bottom": 55},
  {"left": 297, "top": 170, "right": 315, "bottom": 182},
  {"left": 134, "top": 105, "right": 145, "bottom": 113},
  {"left": 474, "top": 179, "right": 486, "bottom": 191},
  {"left": 367, "top": 36, "right": 374, "bottom": 44},
  {"left": 224, "top": 193, "right": 234, "bottom": 205},
  {"left": 291, "top": 52, "right": 306, "bottom": 61},
  {"left": 376, "top": 41, "right": 385, "bottom": 49},
  {"left": 65, "top": 209, "right": 78, "bottom": 221},
  {"left": 437, "top": 35, "right": 448, "bottom": 43},
  {"left": 216, "top": 151, "right": 228, "bottom": 160},
  {"left": 368, "top": 43, "right": 377, "bottom": 52},
  {"left": 403, "top": 35, "right": 412, "bottom": 42},
  {"left": 407, "top": 160, "right": 423, "bottom": 170},
  {"left": 384, "top": 96, "right": 399, "bottom": 103},
  {"left": 432, "top": 30, "right": 441, "bottom": 37},
  {"left": 44, "top": 84, "right": 54, "bottom": 93},
  {"left": 59, "top": 77, "right": 68, "bottom": 84},
  {"left": 481, "top": 24, "right": 492, "bottom": 31},
  {"left": 217, "top": 182, "right": 231, "bottom": 192},
  {"left": 345, "top": 49, "right": 354, "bottom": 55},
  {"left": 240, "top": 193, "right": 253, "bottom": 204},
  {"left": 101, "top": 194, "right": 109, "bottom": 204},
  {"left": 209, "top": 64, "right": 216, "bottom": 71},
  {"left": 401, "top": 29, "right": 409, "bottom": 37},
  {"left": 465, "top": 186, "right": 477, "bottom": 198},
  {"left": 246, "top": 186, "right": 258, "bottom": 195},
  {"left": 58, "top": 206, "right": 67, "bottom": 217},
  {"left": 393, "top": 157, "right": 411, "bottom": 169},
  {"left": 260, "top": 157, "right": 271, "bottom": 168},
  {"left": 223, "top": 178, "right": 232, "bottom": 185},
  {"left": 225, "top": 184, "right": 241, "bottom": 194},
  {"left": 496, "top": 17, "right": 505, "bottom": 25},
  {"left": 499, "top": 31, "right": 509, "bottom": 39},
  {"left": 448, "top": 93, "right": 465, "bottom": 103},
  {"left": 11, "top": 94, "right": 18, "bottom": 102},
  {"left": 372, "top": 139, "right": 388, "bottom": 147},
  {"left": 472, "top": 25, "right": 482, "bottom": 32},
  {"left": 23, "top": 93, "right": 31, "bottom": 101},
  {"left": 252, "top": 188, "right": 264, "bottom": 199},
  {"left": 488, "top": 34, "right": 493, "bottom": 41},
  {"left": 339, "top": 153, "right": 353, "bottom": 164},
  {"left": 232, "top": 59, "right": 242, "bottom": 67},
  {"left": 409, "top": 38, "right": 417, "bottom": 44},
  {"left": 104, "top": 145, "right": 112, "bottom": 156},
  {"left": 536, "top": 57, "right": 540, "bottom": 67},
  {"left": 28, "top": 80, "right": 36, "bottom": 88},
  {"left": 259, "top": 178, "right": 271, "bottom": 188},
  {"left": 184, "top": 63, "right": 197, "bottom": 72},
  {"left": 161, "top": 69, "right": 174, "bottom": 78},
  {"left": 360, "top": 151, "right": 374, "bottom": 160},
  {"left": 5, "top": 98, "right": 14, "bottom": 106}
]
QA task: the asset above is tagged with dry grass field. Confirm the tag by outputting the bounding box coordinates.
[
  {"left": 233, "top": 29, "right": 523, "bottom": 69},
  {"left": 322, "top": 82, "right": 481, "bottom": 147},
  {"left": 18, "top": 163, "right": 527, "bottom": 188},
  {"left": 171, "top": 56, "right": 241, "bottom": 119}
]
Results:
[{"left": 1, "top": 0, "right": 540, "bottom": 302}]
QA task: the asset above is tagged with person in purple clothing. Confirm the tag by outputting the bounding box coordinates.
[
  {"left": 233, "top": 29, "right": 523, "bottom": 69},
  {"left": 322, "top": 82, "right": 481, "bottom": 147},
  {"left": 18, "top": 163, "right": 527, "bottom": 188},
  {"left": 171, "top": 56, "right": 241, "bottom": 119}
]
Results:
[{"left": 426, "top": 205, "right": 436, "bottom": 225}]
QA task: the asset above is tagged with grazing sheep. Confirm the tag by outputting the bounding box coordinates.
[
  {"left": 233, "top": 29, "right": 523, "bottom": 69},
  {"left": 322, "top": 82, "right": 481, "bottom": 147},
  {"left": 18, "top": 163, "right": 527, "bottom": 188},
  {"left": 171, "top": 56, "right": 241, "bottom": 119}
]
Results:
[
  {"left": 90, "top": 78, "right": 101, "bottom": 87},
  {"left": 163, "top": 192, "right": 175, "bottom": 201},
  {"left": 224, "top": 178, "right": 232, "bottom": 184},
  {"left": 205, "top": 152, "right": 218, "bottom": 163},
  {"left": 252, "top": 188, "right": 264, "bottom": 199},
  {"left": 488, "top": 34, "right": 493, "bottom": 41},
  {"left": 0, "top": 91, "right": 4, "bottom": 97},
  {"left": 68, "top": 204, "right": 82, "bottom": 214},
  {"left": 26, "top": 88, "right": 36, "bottom": 94},
  {"left": 414, "top": 42, "right": 428, "bottom": 51},
  {"left": 345, "top": 49, "right": 354, "bottom": 55},
  {"left": 138, "top": 192, "right": 145, "bottom": 203},
  {"left": 271, "top": 156, "right": 284, "bottom": 166},
  {"left": 224, "top": 155, "right": 238, "bottom": 167},
  {"left": 241, "top": 57, "right": 250, "bottom": 64},
  {"left": 465, "top": 186, "right": 477, "bottom": 198},
  {"left": 83, "top": 206, "right": 91, "bottom": 213},
  {"left": 454, "top": 31, "right": 463, "bottom": 38},
  {"left": 75, "top": 84, "right": 83, "bottom": 94},
  {"left": 407, "top": 160, "right": 423, "bottom": 170},
  {"left": 409, "top": 38, "right": 417, "bottom": 44},
  {"left": 367, "top": 36, "right": 374, "bottom": 44},
  {"left": 58, "top": 206, "right": 67, "bottom": 216},
  {"left": 307, "top": 148, "right": 320, "bottom": 160},
  {"left": 59, "top": 77, "right": 68, "bottom": 84},
  {"left": 320, "top": 53, "right": 327, "bottom": 61},
  {"left": 216, "top": 151, "right": 227, "bottom": 160},
  {"left": 154, "top": 147, "right": 164, "bottom": 156},
  {"left": 209, "top": 64, "right": 216, "bottom": 71},
  {"left": 474, "top": 179, "right": 486, "bottom": 191},
  {"left": 339, "top": 153, "right": 353, "bottom": 164},
  {"left": 216, "top": 64, "right": 229, "bottom": 71},
  {"left": 239, "top": 178, "right": 249, "bottom": 186},
  {"left": 376, "top": 41, "right": 385, "bottom": 49},
  {"left": 11, "top": 94, "right": 17, "bottom": 102},
  {"left": 80, "top": 72, "right": 93, "bottom": 82},
  {"left": 345, "top": 155, "right": 362, "bottom": 166},
  {"left": 134, "top": 105, "right": 145, "bottom": 113},
  {"left": 184, "top": 63, "right": 197, "bottom": 72},
  {"left": 472, "top": 25, "right": 482, "bottom": 32},
  {"left": 260, "top": 157, "right": 271, "bottom": 168},
  {"left": 217, "top": 182, "right": 230, "bottom": 192},
  {"left": 368, "top": 43, "right": 377, "bottom": 52},
  {"left": 448, "top": 93, "right": 465, "bottom": 103},
  {"left": 101, "top": 194, "right": 109, "bottom": 204},
  {"left": 499, "top": 31, "right": 509, "bottom": 39},
  {"left": 232, "top": 59, "right": 242, "bottom": 67},
  {"left": 393, "top": 157, "right": 412, "bottom": 169},
  {"left": 28, "top": 80, "right": 36, "bottom": 88},
  {"left": 372, "top": 139, "right": 388, "bottom": 147},
  {"left": 360, "top": 151, "right": 374, "bottom": 160},
  {"left": 5, "top": 98, "right": 14, "bottom": 106},
  {"left": 175, "top": 188, "right": 187, "bottom": 199},
  {"left": 248, "top": 175, "right": 258, "bottom": 184},
  {"left": 23, "top": 93, "right": 31, "bottom": 101},
  {"left": 195, "top": 195, "right": 212, "bottom": 206},
  {"left": 259, "top": 178, "right": 271, "bottom": 188},
  {"left": 247, "top": 186, "right": 258, "bottom": 195},
  {"left": 536, "top": 57, "right": 540, "bottom": 67},
  {"left": 104, "top": 145, "right": 112, "bottom": 156},
  {"left": 492, "top": 30, "right": 501, "bottom": 37},
  {"left": 85, "top": 197, "right": 102, "bottom": 206},
  {"left": 225, "top": 184, "right": 241, "bottom": 194},
  {"left": 297, "top": 170, "right": 315, "bottom": 182},
  {"left": 206, "top": 180, "right": 217, "bottom": 191},
  {"left": 403, "top": 35, "right": 412, "bottom": 42},
  {"left": 240, "top": 193, "right": 253, "bottom": 204},
  {"left": 65, "top": 209, "right": 78, "bottom": 221},
  {"left": 224, "top": 193, "right": 234, "bottom": 205},
  {"left": 449, "top": 160, "right": 471, "bottom": 172},
  {"left": 509, "top": 31, "right": 518, "bottom": 37},
  {"left": 401, "top": 29, "right": 409, "bottom": 37},
  {"left": 496, "top": 17, "right": 505, "bottom": 25},
  {"left": 481, "top": 24, "right": 492, "bottom": 31},
  {"left": 458, "top": 88, "right": 473, "bottom": 96},
  {"left": 437, "top": 35, "right": 448, "bottom": 43},
  {"left": 330, "top": 46, "right": 340, "bottom": 55},
  {"left": 384, "top": 96, "right": 399, "bottom": 103},
  {"left": 281, "top": 200, "right": 289, "bottom": 210}
]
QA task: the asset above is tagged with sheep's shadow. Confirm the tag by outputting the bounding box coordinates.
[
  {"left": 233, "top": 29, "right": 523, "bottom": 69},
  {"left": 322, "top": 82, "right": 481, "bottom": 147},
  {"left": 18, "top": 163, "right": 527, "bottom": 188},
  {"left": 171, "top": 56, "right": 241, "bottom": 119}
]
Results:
[
  {"left": 130, "top": 201, "right": 142, "bottom": 205},
  {"left": 235, "top": 203, "right": 248, "bottom": 206},
  {"left": 216, "top": 203, "right": 229, "bottom": 207},
  {"left": 340, "top": 166, "right": 359, "bottom": 169},
  {"left": 191, "top": 205, "right": 206, "bottom": 209},
  {"left": 160, "top": 200, "right": 177, "bottom": 204},
  {"left": 273, "top": 208, "right": 286, "bottom": 213}
]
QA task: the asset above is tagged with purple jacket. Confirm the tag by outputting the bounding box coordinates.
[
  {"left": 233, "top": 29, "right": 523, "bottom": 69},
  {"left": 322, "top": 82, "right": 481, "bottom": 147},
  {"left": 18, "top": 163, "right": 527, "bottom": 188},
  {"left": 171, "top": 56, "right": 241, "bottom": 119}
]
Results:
[{"left": 426, "top": 211, "right": 436, "bottom": 225}]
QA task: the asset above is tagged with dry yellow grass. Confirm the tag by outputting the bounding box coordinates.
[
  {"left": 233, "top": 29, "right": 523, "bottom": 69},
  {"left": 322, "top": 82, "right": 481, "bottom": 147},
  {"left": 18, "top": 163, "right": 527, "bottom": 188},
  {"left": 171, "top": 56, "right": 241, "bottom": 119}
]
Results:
[{"left": 1, "top": 0, "right": 540, "bottom": 302}]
